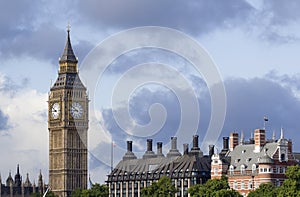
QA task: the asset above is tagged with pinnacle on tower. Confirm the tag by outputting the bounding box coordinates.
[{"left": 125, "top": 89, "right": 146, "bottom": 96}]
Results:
[{"left": 280, "top": 127, "right": 284, "bottom": 139}]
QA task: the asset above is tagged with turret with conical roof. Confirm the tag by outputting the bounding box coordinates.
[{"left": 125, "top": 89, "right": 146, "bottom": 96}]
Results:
[{"left": 6, "top": 171, "right": 13, "bottom": 187}]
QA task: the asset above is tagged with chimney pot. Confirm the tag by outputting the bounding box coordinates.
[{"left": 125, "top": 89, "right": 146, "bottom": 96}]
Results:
[
  {"left": 223, "top": 137, "right": 229, "bottom": 151},
  {"left": 127, "top": 141, "right": 133, "bottom": 152},
  {"left": 183, "top": 144, "right": 189, "bottom": 155},
  {"left": 230, "top": 132, "right": 239, "bottom": 151},
  {"left": 209, "top": 145, "right": 214, "bottom": 157},
  {"left": 157, "top": 142, "right": 164, "bottom": 157},
  {"left": 147, "top": 139, "right": 153, "bottom": 151}
]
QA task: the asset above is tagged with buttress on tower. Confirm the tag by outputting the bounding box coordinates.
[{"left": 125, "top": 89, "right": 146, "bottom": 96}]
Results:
[{"left": 48, "top": 28, "right": 88, "bottom": 197}]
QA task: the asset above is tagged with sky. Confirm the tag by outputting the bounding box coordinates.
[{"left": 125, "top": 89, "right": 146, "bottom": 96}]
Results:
[{"left": 1, "top": 0, "right": 300, "bottom": 184}]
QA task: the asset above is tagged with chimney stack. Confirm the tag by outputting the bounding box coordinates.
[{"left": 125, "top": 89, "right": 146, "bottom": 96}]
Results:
[
  {"left": 230, "top": 132, "right": 239, "bottom": 151},
  {"left": 254, "top": 129, "right": 265, "bottom": 152},
  {"left": 127, "top": 141, "right": 133, "bottom": 152},
  {"left": 143, "top": 139, "right": 156, "bottom": 159},
  {"left": 157, "top": 142, "right": 164, "bottom": 157},
  {"left": 122, "top": 141, "right": 137, "bottom": 161},
  {"left": 222, "top": 137, "right": 229, "bottom": 151},
  {"left": 147, "top": 139, "right": 153, "bottom": 151},
  {"left": 209, "top": 145, "right": 214, "bottom": 158},
  {"left": 183, "top": 144, "right": 189, "bottom": 155},
  {"left": 167, "top": 137, "right": 181, "bottom": 158},
  {"left": 190, "top": 135, "right": 203, "bottom": 156}
]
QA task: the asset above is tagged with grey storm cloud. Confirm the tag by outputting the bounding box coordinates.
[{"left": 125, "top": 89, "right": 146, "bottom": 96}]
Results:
[
  {"left": 223, "top": 77, "right": 300, "bottom": 136},
  {"left": 0, "top": 1, "right": 93, "bottom": 63},
  {"left": 77, "top": 0, "right": 253, "bottom": 34},
  {"left": 0, "top": 22, "right": 94, "bottom": 64},
  {"left": 100, "top": 74, "right": 300, "bottom": 153},
  {"left": 1, "top": 1, "right": 299, "bottom": 62}
]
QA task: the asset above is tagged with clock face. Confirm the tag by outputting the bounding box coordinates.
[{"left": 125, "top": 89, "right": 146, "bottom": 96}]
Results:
[
  {"left": 70, "top": 102, "right": 83, "bottom": 119},
  {"left": 51, "top": 102, "right": 60, "bottom": 119}
]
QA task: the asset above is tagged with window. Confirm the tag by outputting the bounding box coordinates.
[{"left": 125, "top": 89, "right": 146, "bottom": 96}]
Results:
[
  {"left": 241, "top": 181, "right": 245, "bottom": 190},
  {"left": 241, "top": 165, "right": 245, "bottom": 174},
  {"left": 252, "top": 164, "right": 256, "bottom": 173},
  {"left": 281, "top": 154, "right": 286, "bottom": 161},
  {"left": 248, "top": 180, "right": 252, "bottom": 189},
  {"left": 214, "top": 168, "right": 218, "bottom": 175},
  {"left": 233, "top": 181, "right": 238, "bottom": 190},
  {"left": 229, "top": 165, "right": 234, "bottom": 175}
]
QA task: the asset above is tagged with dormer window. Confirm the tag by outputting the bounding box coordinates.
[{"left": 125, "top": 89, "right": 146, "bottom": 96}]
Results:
[
  {"left": 229, "top": 165, "right": 234, "bottom": 175},
  {"left": 252, "top": 164, "right": 256, "bottom": 173},
  {"left": 241, "top": 165, "right": 245, "bottom": 174}
]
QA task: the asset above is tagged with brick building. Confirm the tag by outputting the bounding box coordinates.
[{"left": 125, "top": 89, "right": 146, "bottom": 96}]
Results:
[{"left": 211, "top": 128, "right": 297, "bottom": 196}]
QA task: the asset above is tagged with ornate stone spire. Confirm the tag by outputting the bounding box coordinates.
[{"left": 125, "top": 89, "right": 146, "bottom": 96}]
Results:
[
  {"left": 14, "top": 164, "right": 21, "bottom": 187},
  {"left": 280, "top": 127, "right": 284, "bottom": 139},
  {"left": 59, "top": 26, "right": 78, "bottom": 64},
  {"left": 24, "top": 173, "right": 31, "bottom": 187}
]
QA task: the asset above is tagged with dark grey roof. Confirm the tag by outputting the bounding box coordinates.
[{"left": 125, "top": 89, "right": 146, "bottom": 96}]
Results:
[
  {"left": 59, "top": 30, "right": 77, "bottom": 63},
  {"left": 258, "top": 154, "right": 274, "bottom": 164},
  {"left": 227, "top": 142, "right": 278, "bottom": 170},
  {"left": 51, "top": 73, "right": 86, "bottom": 91},
  {"left": 108, "top": 153, "right": 211, "bottom": 182}
]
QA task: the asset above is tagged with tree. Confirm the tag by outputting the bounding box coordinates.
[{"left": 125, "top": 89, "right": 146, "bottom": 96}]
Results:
[
  {"left": 30, "top": 191, "right": 58, "bottom": 197},
  {"left": 247, "top": 183, "right": 278, "bottom": 197},
  {"left": 141, "top": 176, "right": 177, "bottom": 197},
  {"left": 277, "top": 166, "right": 300, "bottom": 197},
  {"left": 71, "top": 183, "right": 108, "bottom": 197},
  {"left": 188, "top": 176, "right": 242, "bottom": 197}
]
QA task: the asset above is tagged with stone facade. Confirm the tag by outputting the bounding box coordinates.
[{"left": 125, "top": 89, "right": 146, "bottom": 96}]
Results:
[
  {"left": 211, "top": 128, "right": 297, "bottom": 197},
  {"left": 48, "top": 29, "right": 89, "bottom": 197}
]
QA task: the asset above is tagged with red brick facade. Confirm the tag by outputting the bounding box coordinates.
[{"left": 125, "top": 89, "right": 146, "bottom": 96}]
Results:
[{"left": 211, "top": 129, "right": 297, "bottom": 196}]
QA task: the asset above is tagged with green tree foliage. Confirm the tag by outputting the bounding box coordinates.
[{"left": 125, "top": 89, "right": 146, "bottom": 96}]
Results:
[
  {"left": 30, "top": 191, "right": 58, "bottom": 197},
  {"left": 277, "top": 165, "right": 300, "bottom": 197},
  {"left": 188, "top": 176, "right": 242, "bottom": 197},
  {"left": 141, "top": 176, "right": 178, "bottom": 197},
  {"left": 247, "top": 183, "right": 278, "bottom": 197},
  {"left": 71, "top": 183, "right": 109, "bottom": 197}
]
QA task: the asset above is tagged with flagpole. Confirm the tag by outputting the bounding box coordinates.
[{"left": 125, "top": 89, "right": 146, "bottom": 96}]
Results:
[
  {"left": 263, "top": 116, "right": 268, "bottom": 130},
  {"left": 111, "top": 140, "right": 113, "bottom": 173}
]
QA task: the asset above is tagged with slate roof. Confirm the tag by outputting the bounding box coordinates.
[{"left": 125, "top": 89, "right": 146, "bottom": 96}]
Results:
[
  {"left": 51, "top": 73, "right": 86, "bottom": 90},
  {"left": 108, "top": 153, "right": 211, "bottom": 181},
  {"left": 59, "top": 30, "right": 78, "bottom": 63},
  {"left": 227, "top": 142, "right": 279, "bottom": 170}
]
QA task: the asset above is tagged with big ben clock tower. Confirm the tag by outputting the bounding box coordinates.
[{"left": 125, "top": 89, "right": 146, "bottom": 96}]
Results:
[{"left": 48, "top": 28, "right": 88, "bottom": 197}]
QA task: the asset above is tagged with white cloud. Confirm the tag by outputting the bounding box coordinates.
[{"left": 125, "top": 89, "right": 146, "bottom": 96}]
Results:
[{"left": 0, "top": 73, "right": 48, "bottom": 182}]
